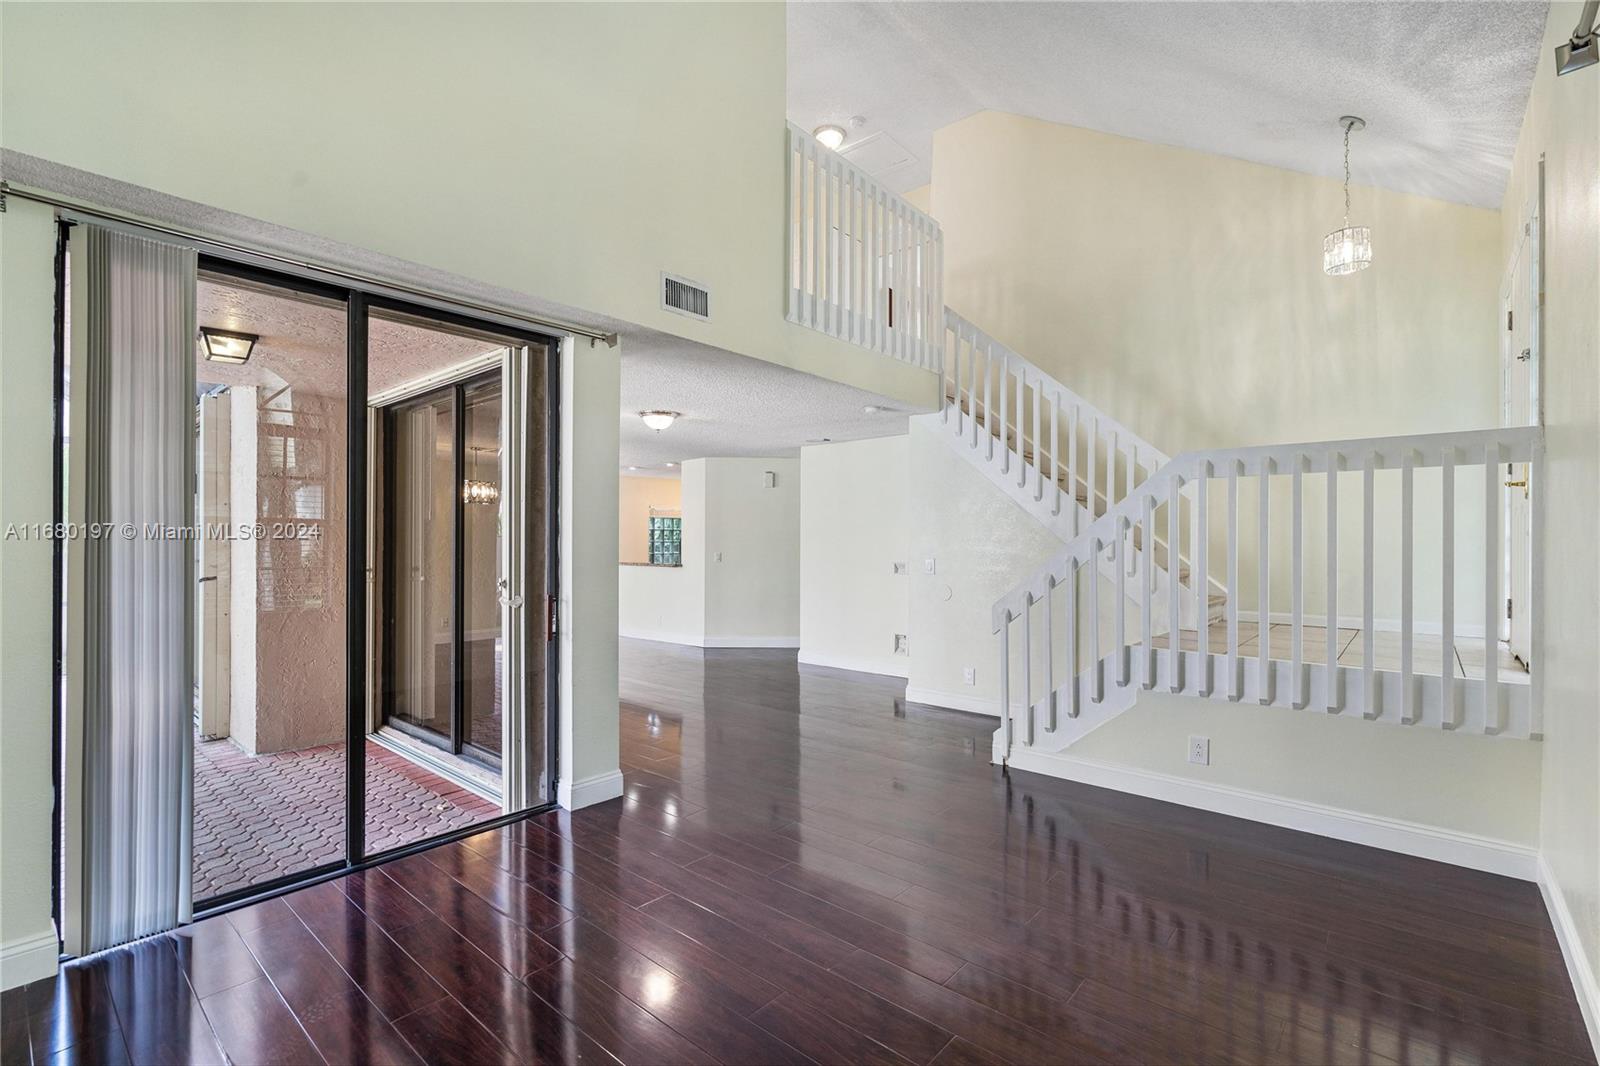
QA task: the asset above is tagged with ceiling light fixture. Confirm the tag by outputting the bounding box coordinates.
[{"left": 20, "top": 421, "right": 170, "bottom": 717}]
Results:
[
  {"left": 199, "top": 327, "right": 258, "bottom": 365},
  {"left": 639, "top": 410, "right": 679, "bottom": 431},
  {"left": 862, "top": 404, "right": 882, "bottom": 414},
  {"left": 462, "top": 446, "right": 498, "bottom": 506},
  {"left": 1323, "top": 116, "right": 1373, "bottom": 277},
  {"left": 1556, "top": 1, "right": 1598, "bottom": 75},
  {"left": 665, "top": 462, "right": 677, "bottom": 468},
  {"left": 813, "top": 124, "right": 846, "bottom": 151}
]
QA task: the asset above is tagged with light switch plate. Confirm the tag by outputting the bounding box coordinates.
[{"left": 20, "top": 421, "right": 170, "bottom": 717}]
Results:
[
  {"left": 962, "top": 667, "right": 976, "bottom": 685},
  {"left": 923, "top": 557, "right": 937, "bottom": 575}
]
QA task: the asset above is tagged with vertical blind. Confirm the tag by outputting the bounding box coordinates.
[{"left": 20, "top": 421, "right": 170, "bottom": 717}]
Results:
[{"left": 78, "top": 225, "right": 196, "bottom": 951}]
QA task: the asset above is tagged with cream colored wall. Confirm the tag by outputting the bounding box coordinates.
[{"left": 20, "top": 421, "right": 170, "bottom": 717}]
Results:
[
  {"left": 799, "top": 436, "right": 911, "bottom": 677},
  {"left": 0, "top": 199, "right": 62, "bottom": 987},
  {"left": 702, "top": 458, "right": 802, "bottom": 645},
  {"left": 618, "top": 476, "right": 682, "bottom": 565},
  {"left": 931, "top": 110, "right": 1503, "bottom": 628},
  {"left": 903, "top": 185, "right": 934, "bottom": 216},
  {"left": 0, "top": 1, "right": 932, "bottom": 411},
  {"left": 559, "top": 338, "right": 622, "bottom": 804},
  {"left": 1502, "top": 3, "right": 1600, "bottom": 1037}
]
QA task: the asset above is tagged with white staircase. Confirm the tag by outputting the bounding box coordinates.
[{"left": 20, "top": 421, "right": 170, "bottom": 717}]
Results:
[
  {"left": 992, "top": 427, "right": 1544, "bottom": 763},
  {"left": 780, "top": 122, "right": 1544, "bottom": 767},
  {"left": 933, "top": 309, "right": 1226, "bottom": 632}
]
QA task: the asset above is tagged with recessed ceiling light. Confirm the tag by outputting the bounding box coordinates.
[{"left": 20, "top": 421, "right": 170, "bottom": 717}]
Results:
[
  {"left": 813, "top": 125, "right": 846, "bottom": 151},
  {"left": 199, "top": 327, "right": 258, "bottom": 365},
  {"left": 640, "top": 410, "right": 679, "bottom": 431},
  {"left": 863, "top": 404, "right": 882, "bottom": 414},
  {"left": 627, "top": 466, "right": 639, "bottom": 471},
  {"left": 665, "top": 462, "right": 677, "bottom": 467}
]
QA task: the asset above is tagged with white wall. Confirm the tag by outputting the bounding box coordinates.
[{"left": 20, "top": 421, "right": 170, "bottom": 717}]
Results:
[
  {"left": 619, "top": 464, "right": 705, "bottom": 645},
  {"left": 0, "top": 199, "right": 62, "bottom": 988},
  {"left": 799, "top": 436, "right": 911, "bottom": 677},
  {"left": 559, "top": 339, "right": 623, "bottom": 811},
  {"left": 619, "top": 457, "right": 799, "bottom": 648},
  {"left": 0, "top": 2, "right": 933, "bottom": 412},
  {"left": 701, "top": 458, "right": 801, "bottom": 646},
  {"left": 931, "top": 110, "right": 1504, "bottom": 628},
  {"left": 1502, "top": 3, "right": 1600, "bottom": 1045}
]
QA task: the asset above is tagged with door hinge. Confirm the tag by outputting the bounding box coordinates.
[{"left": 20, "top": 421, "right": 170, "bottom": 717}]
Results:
[
  {"left": 547, "top": 594, "right": 558, "bottom": 641},
  {"left": 1506, "top": 597, "right": 1513, "bottom": 620},
  {"left": 1506, "top": 310, "right": 1513, "bottom": 331}
]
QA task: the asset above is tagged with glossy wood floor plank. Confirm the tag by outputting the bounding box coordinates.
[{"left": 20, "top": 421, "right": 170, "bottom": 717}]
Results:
[{"left": 13, "top": 639, "right": 1592, "bottom": 1065}]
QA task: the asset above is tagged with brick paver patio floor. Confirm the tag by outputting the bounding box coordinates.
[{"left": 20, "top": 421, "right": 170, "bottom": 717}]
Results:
[{"left": 193, "top": 730, "right": 501, "bottom": 900}]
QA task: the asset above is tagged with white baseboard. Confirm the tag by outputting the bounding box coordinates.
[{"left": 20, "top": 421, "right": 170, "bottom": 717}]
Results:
[
  {"left": 1, "top": 929, "right": 58, "bottom": 990},
  {"left": 904, "top": 685, "right": 999, "bottom": 717},
  {"left": 1539, "top": 854, "right": 1600, "bottom": 1057},
  {"left": 619, "top": 629, "right": 799, "bottom": 650},
  {"left": 798, "top": 649, "right": 909, "bottom": 679},
  {"left": 1236, "top": 610, "right": 1488, "bottom": 640},
  {"left": 702, "top": 635, "right": 800, "bottom": 649},
  {"left": 558, "top": 769, "right": 625, "bottom": 811},
  {"left": 1003, "top": 748, "right": 1538, "bottom": 881}
]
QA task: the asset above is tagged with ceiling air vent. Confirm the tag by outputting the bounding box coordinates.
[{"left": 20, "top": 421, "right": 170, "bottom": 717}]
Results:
[{"left": 661, "top": 272, "right": 710, "bottom": 321}]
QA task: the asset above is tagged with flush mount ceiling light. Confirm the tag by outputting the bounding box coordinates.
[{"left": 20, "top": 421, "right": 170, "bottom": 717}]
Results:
[
  {"left": 199, "top": 327, "right": 258, "bottom": 365},
  {"left": 813, "top": 124, "right": 846, "bottom": 151},
  {"left": 639, "top": 410, "right": 680, "bottom": 431},
  {"left": 1323, "top": 116, "right": 1373, "bottom": 277}
]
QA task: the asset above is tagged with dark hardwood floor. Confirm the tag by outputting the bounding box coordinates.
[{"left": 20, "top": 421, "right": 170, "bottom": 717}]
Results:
[{"left": 4, "top": 638, "right": 1593, "bottom": 1064}]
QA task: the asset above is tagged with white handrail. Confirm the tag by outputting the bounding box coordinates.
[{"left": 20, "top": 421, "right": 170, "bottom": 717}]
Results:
[
  {"left": 785, "top": 123, "right": 944, "bottom": 373},
  {"left": 994, "top": 425, "right": 1544, "bottom": 748}
]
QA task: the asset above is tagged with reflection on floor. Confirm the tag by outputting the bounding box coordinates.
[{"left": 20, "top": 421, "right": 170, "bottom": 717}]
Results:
[
  {"left": 193, "top": 732, "right": 500, "bottom": 900},
  {"left": 10, "top": 643, "right": 1586, "bottom": 1066}
]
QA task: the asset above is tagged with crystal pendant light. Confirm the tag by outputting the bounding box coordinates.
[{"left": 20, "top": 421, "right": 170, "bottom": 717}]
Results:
[
  {"left": 462, "top": 446, "right": 499, "bottom": 506},
  {"left": 1323, "top": 116, "right": 1372, "bottom": 277}
]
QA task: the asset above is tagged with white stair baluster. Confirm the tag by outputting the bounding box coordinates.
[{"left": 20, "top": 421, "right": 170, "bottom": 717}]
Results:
[
  {"left": 1168, "top": 474, "right": 1182, "bottom": 693},
  {"left": 1291, "top": 456, "right": 1304, "bottom": 708},
  {"left": 1115, "top": 514, "right": 1128, "bottom": 687},
  {"left": 1195, "top": 461, "right": 1211, "bottom": 696},
  {"left": 1089, "top": 536, "right": 1102, "bottom": 703},
  {"left": 1484, "top": 443, "right": 1502, "bottom": 734},
  {"left": 1257, "top": 459, "right": 1271, "bottom": 705},
  {"left": 1227, "top": 462, "right": 1240, "bottom": 700},
  {"left": 1022, "top": 594, "right": 1033, "bottom": 746},
  {"left": 999, "top": 610, "right": 1012, "bottom": 757},
  {"left": 1441, "top": 446, "right": 1457, "bottom": 729},
  {"left": 1065, "top": 558, "right": 1080, "bottom": 719},
  {"left": 1362, "top": 454, "right": 1376, "bottom": 718},
  {"left": 1326, "top": 453, "right": 1341, "bottom": 712},
  {"left": 1142, "top": 492, "right": 1155, "bottom": 689},
  {"left": 1401, "top": 450, "right": 1415, "bottom": 724}
]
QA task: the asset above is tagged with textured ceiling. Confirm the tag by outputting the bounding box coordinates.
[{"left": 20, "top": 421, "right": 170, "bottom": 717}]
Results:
[
  {"left": 197, "top": 276, "right": 509, "bottom": 399},
  {"left": 788, "top": 1, "right": 1545, "bottom": 208},
  {"left": 619, "top": 331, "right": 908, "bottom": 477}
]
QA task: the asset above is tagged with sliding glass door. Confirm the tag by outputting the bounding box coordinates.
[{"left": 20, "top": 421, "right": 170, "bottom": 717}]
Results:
[
  {"left": 363, "top": 305, "right": 553, "bottom": 857},
  {"left": 378, "top": 370, "right": 504, "bottom": 768}
]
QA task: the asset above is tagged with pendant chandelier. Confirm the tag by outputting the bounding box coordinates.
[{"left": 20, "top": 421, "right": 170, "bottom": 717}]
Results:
[
  {"left": 1323, "top": 116, "right": 1372, "bottom": 277},
  {"left": 462, "top": 445, "right": 499, "bottom": 506}
]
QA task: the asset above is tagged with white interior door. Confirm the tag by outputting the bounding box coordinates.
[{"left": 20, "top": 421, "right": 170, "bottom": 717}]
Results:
[{"left": 1503, "top": 198, "right": 1539, "bottom": 665}]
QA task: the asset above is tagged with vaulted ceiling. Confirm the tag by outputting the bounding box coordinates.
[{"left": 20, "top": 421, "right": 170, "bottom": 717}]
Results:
[{"left": 788, "top": 1, "right": 1546, "bottom": 208}]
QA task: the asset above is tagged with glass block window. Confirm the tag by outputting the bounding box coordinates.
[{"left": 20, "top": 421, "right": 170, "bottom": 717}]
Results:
[{"left": 647, "top": 515, "right": 682, "bottom": 566}]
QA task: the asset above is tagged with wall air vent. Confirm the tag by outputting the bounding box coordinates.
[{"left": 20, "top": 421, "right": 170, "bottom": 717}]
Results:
[{"left": 661, "top": 273, "right": 710, "bottom": 321}]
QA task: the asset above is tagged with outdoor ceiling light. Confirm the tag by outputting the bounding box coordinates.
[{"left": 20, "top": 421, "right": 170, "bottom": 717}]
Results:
[
  {"left": 640, "top": 410, "right": 680, "bottom": 431},
  {"left": 199, "top": 327, "right": 258, "bottom": 365},
  {"left": 1323, "top": 116, "right": 1373, "bottom": 277},
  {"left": 813, "top": 124, "right": 847, "bottom": 151},
  {"left": 1556, "top": 1, "right": 1598, "bottom": 75}
]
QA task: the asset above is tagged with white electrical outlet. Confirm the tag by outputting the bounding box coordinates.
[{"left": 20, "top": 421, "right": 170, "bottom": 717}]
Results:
[
  {"left": 1188, "top": 735, "right": 1210, "bottom": 766},
  {"left": 962, "top": 667, "right": 976, "bottom": 686},
  {"left": 714, "top": 551, "right": 723, "bottom": 562},
  {"left": 924, "top": 557, "right": 937, "bottom": 575},
  {"left": 892, "top": 561, "right": 908, "bottom": 575}
]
